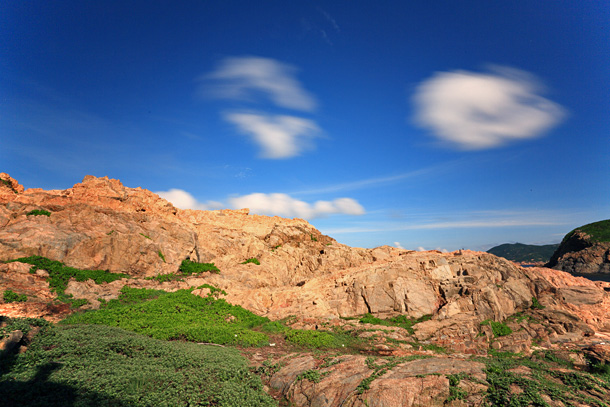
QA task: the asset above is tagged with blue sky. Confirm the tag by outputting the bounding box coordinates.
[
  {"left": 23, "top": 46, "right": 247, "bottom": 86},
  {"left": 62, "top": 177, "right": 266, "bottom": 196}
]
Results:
[{"left": 1, "top": 1, "right": 608, "bottom": 251}]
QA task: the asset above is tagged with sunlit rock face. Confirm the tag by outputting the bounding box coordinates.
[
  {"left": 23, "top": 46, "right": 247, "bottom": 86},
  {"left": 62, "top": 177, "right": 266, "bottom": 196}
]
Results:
[{"left": 1, "top": 173, "right": 609, "bottom": 340}]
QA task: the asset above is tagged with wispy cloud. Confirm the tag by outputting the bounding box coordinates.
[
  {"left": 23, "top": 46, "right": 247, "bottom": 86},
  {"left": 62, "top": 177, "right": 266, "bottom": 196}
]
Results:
[
  {"left": 229, "top": 193, "right": 365, "bottom": 219},
  {"left": 413, "top": 66, "right": 565, "bottom": 150},
  {"left": 203, "top": 56, "right": 317, "bottom": 111},
  {"left": 291, "top": 159, "right": 467, "bottom": 196},
  {"left": 223, "top": 112, "right": 320, "bottom": 159},
  {"left": 291, "top": 168, "right": 435, "bottom": 196},
  {"left": 155, "top": 189, "right": 365, "bottom": 220},
  {"left": 201, "top": 56, "right": 322, "bottom": 159},
  {"left": 155, "top": 189, "right": 223, "bottom": 211},
  {"left": 317, "top": 8, "right": 341, "bottom": 33},
  {"left": 324, "top": 209, "right": 571, "bottom": 234}
]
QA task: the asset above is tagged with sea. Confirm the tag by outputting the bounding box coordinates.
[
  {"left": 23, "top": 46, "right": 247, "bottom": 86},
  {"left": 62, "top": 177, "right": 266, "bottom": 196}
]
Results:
[
  {"left": 570, "top": 273, "right": 610, "bottom": 283},
  {"left": 521, "top": 265, "right": 610, "bottom": 283}
]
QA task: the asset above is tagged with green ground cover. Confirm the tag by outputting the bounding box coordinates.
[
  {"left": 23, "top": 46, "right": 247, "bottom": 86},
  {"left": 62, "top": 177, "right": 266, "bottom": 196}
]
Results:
[
  {"left": 62, "top": 286, "right": 271, "bottom": 346},
  {"left": 565, "top": 219, "right": 610, "bottom": 243},
  {"left": 358, "top": 313, "right": 431, "bottom": 335},
  {"left": 0, "top": 318, "right": 276, "bottom": 407},
  {"left": 5, "top": 256, "right": 128, "bottom": 302}
]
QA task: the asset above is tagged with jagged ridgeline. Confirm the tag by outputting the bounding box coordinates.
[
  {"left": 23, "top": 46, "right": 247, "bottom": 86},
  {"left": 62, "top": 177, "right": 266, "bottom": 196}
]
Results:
[{"left": 486, "top": 243, "right": 559, "bottom": 263}]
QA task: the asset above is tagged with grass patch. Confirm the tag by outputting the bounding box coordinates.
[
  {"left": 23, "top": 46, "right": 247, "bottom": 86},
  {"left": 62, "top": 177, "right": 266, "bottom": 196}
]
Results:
[
  {"left": 296, "top": 369, "right": 325, "bottom": 383},
  {"left": 447, "top": 373, "right": 469, "bottom": 401},
  {"left": 157, "top": 250, "right": 166, "bottom": 263},
  {"left": 531, "top": 297, "right": 545, "bottom": 310},
  {"left": 481, "top": 350, "right": 610, "bottom": 406},
  {"left": 3, "top": 290, "right": 27, "bottom": 303},
  {"left": 563, "top": 219, "right": 610, "bottom": 243},
  {"left": 139, "top": 233, "right": 151, "bottom": 239},
  {"left": 357, "top": 355, "right": 432, "bottom": 394},
  {"left": 241, "top": 258, "right": 260, "bottom": 265},
  {"left": 5, "top": 256, "right": 128, "bottom": 303},
  {"left": 358, "top": 313, "right": 431, "bottom": 335},
  {"left": 0, "top": 317, "right": 51, "bottom": 340},
  {"left": 284, "top": 328, "right": 370, "bottom": 351},
  {"left": 26, "top": 209, "right": 51, "bottom": 217},
  {"left": 179, "top": 259, "right": 219, "bottom": 274},
  {"left": 481, "top": 319, "right": 513, "bottom": 337},
  {"left": 0, "top": 321, "right": 276, "bottom": 406},
  {"left": 148, "top": 259, "right": 220, "bottom": 282},
  {"left": 61, "top": 286, "right": 270, "bottom": 346}
]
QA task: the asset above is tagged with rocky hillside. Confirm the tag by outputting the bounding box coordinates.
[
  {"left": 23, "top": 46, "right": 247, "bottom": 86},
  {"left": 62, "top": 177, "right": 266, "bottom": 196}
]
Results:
[
  {"left": 487, "top": 242, "right": 559, "bottom": 263},
  {"left": 2, "top": 173, "right": 610, "bottom": 406},
  {"left": 547, "top": 219, "right": 610, "bottom": 274}
]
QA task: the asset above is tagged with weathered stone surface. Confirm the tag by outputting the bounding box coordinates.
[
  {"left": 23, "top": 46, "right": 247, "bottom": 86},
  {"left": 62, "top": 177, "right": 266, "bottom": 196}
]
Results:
[
  {"left": 558, "top": 286, "right": 605, "bottom": 305},
  {"left": 270, "top": 355, "right": 486, "bottom": 407},
  {"left": 547, "top": 229, "right": 610, "bottom": 274}
]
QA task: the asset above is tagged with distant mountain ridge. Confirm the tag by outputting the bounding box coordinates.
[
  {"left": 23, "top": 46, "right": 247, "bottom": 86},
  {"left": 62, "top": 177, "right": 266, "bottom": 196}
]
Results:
[{"left": 487, "top": 242, "right": 559, "bottom": 263}]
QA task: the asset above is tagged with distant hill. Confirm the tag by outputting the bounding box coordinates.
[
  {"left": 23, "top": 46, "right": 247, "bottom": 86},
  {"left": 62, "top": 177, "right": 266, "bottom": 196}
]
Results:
[
  {"left": 547, "top": 219, "right": 610, "bottom": 274},
  {"left": 487, "top": 243, "right": 559, "bottom": 263}
]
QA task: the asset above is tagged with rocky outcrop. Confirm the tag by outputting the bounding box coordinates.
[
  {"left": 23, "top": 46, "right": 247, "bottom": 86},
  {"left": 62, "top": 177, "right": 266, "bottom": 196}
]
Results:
[
  {"left": 2, "top": 174, "right": 610, "bottom": 406},
  {"left": 547, "top": 221, "right": 610, "bottom": 274},
  {"left": 268, "top": 354, "right": 486, "bottom": 407},
  {"left": 2, "top": 174, "right": 609, "bottom": 332}
]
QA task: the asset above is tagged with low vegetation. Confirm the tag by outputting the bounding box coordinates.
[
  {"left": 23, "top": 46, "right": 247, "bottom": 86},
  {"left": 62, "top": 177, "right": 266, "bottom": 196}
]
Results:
[
  {"left": 4, "top": 256, "right": 128, "bottom": 305},
  {"left": 242, "top": 258, "right": 261, "bottom": 265},
  {"left": 564, "top": 219, "right": 610, "bottom": 243},
  {"left": 480, "top": 319, "right": 513, "bottom": 337},
  {"left": 3, "top": 289, "right": 27, "bottom": 303},
  {"left": 148, "top": 259, "right": 220, "bottom": 282},
  {"left": 481, "top": 350, "right": 610, "bottom": 406},
  {"left": 62, "top": 286, "right": 272, "bottom": 346},
  {"left": 179, "top": 259, "right": 220, "bottom": 274},
  {"left": 0, "top": 318, "right": 276, "bottom": 407},
  {"left": 26, "top": 209, "right": 51, "bottom": 217},
  {"left": 358, "top": 313, "right": 431, "bottom": 335}
]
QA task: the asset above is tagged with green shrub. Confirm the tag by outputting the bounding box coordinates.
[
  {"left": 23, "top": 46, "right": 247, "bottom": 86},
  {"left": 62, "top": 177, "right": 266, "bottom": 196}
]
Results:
[
  {"left": 157, "top": 250, "right": 166, "bottom": 262},
  {"left": 148, "top": 260, "right": 220, "bottom": 282},
  {"left": 6, "top": 256, "right": 128, "bottom": 300},
  {"left": 297, "top": 369, "right": 324, "bottom": 383},
  {"left": 285, "top": 329, "right": 339, "bottom": 348},
  {"left": 0, "top": 323, "right": 277, "bottom": 406},
  {"left": 358, "top": 313, "right": 431, "bottom": 334},
  {"left": 179, "top": 259, "right": 219, "bottom": 274},
  {"left": 61, "top": 287, "right": 270, "bottom": 347},
  {"left": 531, "top": 297, "right": 545, "bottom": 310},
  {"left": 0, "top": 317, "right": 50, "bottom": 341},
  {"left": 3, "top": 290, "right": 27, "bottom": 303},
  {"left": 241, "top": 258, "right": 260, "bottom": 265},
  {"left": 481, "top": 320, "right": 513, "bottom": 337},
  {"left": 26, "top": 209, "right": 51, "bottom": 217}
]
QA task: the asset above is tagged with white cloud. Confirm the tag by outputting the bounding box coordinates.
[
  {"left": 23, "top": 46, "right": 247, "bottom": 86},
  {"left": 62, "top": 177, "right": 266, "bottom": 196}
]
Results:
[
  {"left": 205, "top": 56, "right": 316, "bottom": 111},
  {"left": 228, "top": 193, "right": 365, "bottom": 219},
  {"left": 394, "top": 241, "right": 404, "bottom": 249},
  {"left": 224, "top": 112, "right": 320, "bottom": 159},
  {"left": 156, "top": 189, "right": 365, "bottom": 220},
  {"left": 413, "top": 66, "right": 565, "bottom": 150},
  {"left": 156, "top": 189, "right": 223, "bottom": 210}
]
